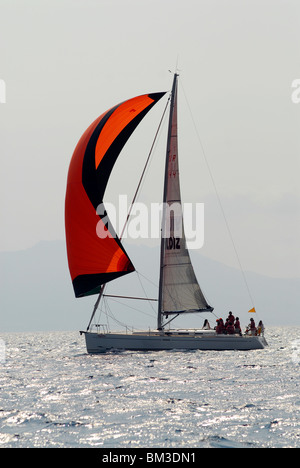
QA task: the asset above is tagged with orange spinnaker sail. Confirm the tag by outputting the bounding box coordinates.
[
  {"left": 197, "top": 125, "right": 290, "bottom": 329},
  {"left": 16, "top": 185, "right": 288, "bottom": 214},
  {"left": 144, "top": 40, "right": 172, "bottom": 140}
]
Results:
[{"left": 65, "top": 92, "right": 165, "bottom": 297}]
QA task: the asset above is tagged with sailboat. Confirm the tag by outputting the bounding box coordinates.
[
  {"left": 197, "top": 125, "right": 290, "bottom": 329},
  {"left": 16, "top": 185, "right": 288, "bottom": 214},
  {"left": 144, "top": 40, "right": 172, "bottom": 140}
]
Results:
[{"left": 65, "top": 73, "right": 268, "bottom": 352}]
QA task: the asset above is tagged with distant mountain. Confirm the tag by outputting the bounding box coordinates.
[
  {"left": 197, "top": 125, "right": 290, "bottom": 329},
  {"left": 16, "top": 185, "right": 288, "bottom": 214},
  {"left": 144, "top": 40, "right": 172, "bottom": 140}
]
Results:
[{"left": 0, "top": 240, "right": 299, "bottom": 332}]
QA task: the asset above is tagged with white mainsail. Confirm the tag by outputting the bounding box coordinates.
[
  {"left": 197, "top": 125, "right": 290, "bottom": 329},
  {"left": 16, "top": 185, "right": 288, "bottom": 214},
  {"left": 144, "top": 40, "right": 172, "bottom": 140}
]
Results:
[{"left": 158, "top": 74, "right": 213, "bottom": 329}]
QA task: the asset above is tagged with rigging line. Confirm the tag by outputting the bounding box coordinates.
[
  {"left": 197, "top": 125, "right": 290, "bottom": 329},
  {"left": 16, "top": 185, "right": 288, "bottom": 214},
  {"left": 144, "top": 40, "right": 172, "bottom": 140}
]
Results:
[
  {"left": 104, "top": 298, "right": 130, "bottom": 330},
  {"left": 107, "top": 297, "right": 156, "bottom": 319},
  {"left": 135, "top": 271, "right": 157, "bottom": 314},
  {"left": 211, "top": 310, "right": 219, "bottom": 319},
  {"left": 102, "top": 296, "right": 122, "bottom": 329},
  {"left": 128, "top": 101, "right": 170, "bottom": 208},
  {"left": 119, "top": 95, "right": 171, "bottom": 240},
  {"left": 135, "top": 270, "right": 159, "bottom": 289},
  {"left": 179, "top": 78, "right": 257, "bottom": 310},
  {"left": 103, "top": 296, "right": 111, "bottom": 331}
]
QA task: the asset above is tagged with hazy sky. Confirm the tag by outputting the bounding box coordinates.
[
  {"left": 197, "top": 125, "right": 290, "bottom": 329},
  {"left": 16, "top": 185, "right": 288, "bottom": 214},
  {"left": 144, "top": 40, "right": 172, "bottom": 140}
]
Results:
[{"left": 0, "top": 0, "right": 299, "bottom": 280}]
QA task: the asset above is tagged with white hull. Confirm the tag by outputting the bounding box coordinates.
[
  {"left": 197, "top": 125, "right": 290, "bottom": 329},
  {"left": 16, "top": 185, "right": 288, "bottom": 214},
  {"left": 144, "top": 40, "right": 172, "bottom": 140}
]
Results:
[{"left": 81, "top": 330, "right": 268, "bottom": 353}]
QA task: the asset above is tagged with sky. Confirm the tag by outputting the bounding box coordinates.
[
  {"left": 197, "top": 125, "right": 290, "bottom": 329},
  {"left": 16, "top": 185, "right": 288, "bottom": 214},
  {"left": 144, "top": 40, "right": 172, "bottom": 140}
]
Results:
[{"left": 0, "top": 0, "right": 299, "bottom": 281}]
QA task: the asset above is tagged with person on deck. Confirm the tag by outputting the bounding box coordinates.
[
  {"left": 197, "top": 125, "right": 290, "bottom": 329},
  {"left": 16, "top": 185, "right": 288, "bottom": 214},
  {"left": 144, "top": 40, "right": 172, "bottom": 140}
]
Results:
[
  {"left": 227, "top": 311, "right": 235, "bottom": 324},
  {"left": 226, "top": 322, "right": 235, "bottom": 334},
  {"left": 249, "top": 318, "right": 257, "bottom": 335},
  {"left": 234, "top": 317, "right": 242, "bottom": 335},
  {"left": 202, "top": 319, "right": 211, "bottom": 330},
  {"left": 215, "top": 320, "right": 223, "bottom": 334},
  {"left": 257, "top": 320, "right": 265, "bottom": 336},
  {"left": 218, "top": 318, "right": 225, "bottom": 333},
  {"left": 224, "top": 318, "right": 230, "bottom": 333}
]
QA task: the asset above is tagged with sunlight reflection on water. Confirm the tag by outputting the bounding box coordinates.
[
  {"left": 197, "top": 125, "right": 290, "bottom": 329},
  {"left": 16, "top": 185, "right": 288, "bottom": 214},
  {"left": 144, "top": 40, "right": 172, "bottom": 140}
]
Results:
[{"left": 0, "top": 327, "right": 299, "bottom": 448}]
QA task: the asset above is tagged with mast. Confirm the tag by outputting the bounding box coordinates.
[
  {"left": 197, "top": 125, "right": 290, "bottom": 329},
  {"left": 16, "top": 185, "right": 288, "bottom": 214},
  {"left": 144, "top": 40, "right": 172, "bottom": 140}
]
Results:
[
  {"left": 157, "top": 73, "right": 179, "bottom": 330},
  {"left": 157, "top": 73, "right": 213, "bottom": 331}
]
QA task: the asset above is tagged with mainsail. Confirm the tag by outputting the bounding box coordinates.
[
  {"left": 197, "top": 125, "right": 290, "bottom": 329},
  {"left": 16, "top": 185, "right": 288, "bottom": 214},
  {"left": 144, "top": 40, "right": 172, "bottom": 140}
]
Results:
[
  {"left": 65, "top": 92, "right": 165, "bottom": 298},
  {"left": 158, "top": 74, "right": 213, "bottom": 329}
]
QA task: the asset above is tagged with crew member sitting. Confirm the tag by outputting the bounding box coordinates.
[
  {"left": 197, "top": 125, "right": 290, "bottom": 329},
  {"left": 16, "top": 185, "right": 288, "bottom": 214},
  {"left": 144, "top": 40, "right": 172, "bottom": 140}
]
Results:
[
  {"left": 226, "top": 322, "right": 235, "bottom": 334},
  {"left": 215, "top": 320, "right": 223, "bottom": 334},
  {"left": 219, "top": 318, "right": 225, "bottom": 333},
  {"left": 202, "top": 319, "right": 211, "bottom": 330}
]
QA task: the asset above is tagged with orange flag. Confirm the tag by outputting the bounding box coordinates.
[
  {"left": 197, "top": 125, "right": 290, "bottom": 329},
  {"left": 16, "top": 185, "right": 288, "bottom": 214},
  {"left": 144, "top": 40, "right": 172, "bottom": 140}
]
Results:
[{"left": 248, "top": 307, "right": 256, "bottom": 313}]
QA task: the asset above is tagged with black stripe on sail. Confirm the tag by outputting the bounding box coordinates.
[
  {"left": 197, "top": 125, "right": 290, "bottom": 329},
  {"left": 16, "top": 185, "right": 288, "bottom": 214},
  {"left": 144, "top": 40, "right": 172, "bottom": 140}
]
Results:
[
  {"left": 73, "top": 271, "right": 133, "bottom": 298},
  {"left": 82, "top": 92, "right": 166, "bottom": 212}
]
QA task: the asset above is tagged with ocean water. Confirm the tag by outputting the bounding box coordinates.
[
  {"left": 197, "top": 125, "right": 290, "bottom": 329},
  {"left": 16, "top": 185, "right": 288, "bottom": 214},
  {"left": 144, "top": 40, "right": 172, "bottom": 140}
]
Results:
[{"left": 0, "top": 327, "right": 299, "bottom": 448}]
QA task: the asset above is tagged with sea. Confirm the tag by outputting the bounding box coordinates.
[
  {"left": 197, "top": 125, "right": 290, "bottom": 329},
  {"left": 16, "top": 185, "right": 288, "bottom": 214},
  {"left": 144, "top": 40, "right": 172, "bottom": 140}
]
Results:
[{"left": 0, "top": 327, "right": 299, "bottom": 449}]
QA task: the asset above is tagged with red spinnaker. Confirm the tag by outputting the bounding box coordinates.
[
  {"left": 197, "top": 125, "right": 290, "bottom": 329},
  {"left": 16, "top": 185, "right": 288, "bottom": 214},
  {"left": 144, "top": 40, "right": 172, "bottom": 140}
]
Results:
[{"left": 65, "top": 92, "right": 165, "bottom": 297}]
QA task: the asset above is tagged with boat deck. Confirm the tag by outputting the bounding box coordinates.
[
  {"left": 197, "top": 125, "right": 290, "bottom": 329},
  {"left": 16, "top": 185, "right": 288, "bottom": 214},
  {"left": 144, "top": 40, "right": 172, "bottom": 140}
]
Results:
[
  {"left": 132, "top": 329, "right": 217, "bottom": 337},
  {"left": 82, "top": 329, "right": 268, "bottom": 352}
]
